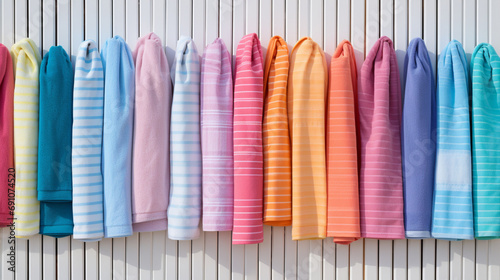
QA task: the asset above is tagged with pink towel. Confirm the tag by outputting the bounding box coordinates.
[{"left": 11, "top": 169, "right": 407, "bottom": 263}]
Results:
[
  {"left": 201, "top": 38, "right": 234, "bottom": 231},
  {"left": 132, "top": 33, "right": 172, "bottom": 232},
  {"left": 358, "top": 36, "right": 405, "bottom": 239},
  {"left": 232, "top": 33, "right": 264, "bottom": 244},
  {"left": 0, "top": 44, "right": 15, "bottom": 226}
]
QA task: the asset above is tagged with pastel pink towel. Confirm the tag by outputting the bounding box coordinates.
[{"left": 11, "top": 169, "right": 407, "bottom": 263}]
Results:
[
  {"left": 201, "top": 38, "right": 234, "bottom": 231},
  {"left": 132, "top": 33, "right": 172, "bottom": 232},
  {"left": 358, "top": 36, "right": 405, "bottom": 239},
  {"left": 232, "top": 33, "right": 264, "bottom": 244}
]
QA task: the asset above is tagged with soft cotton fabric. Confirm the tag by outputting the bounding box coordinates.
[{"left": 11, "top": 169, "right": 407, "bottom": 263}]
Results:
[
  {"left": 262, "top": 36, "right": 292, "bottom": 227},
  {"left": 72, "top": 40, "right": 105, "bottom": 241},
  {"left": 201, "top": 38, "right": 234, "bottom": 231},
  {"left": 167, "top": 37, "right": 202, "bottom": 240},
  {"left": 402, "top": 38, "right": 436, "bottom": 239},
  {"left": 471, "top": 43, "right": 500, "bottom": 240},
  {"left": 326, "top": 40, "right": 360, "bottom": 244},
  {"left": 38, "top": 46, "right": 74, "bottom": 237},
  {"left": 101, "top": 36, "right": 135, "bottom": 238},
  {"left": 288, "top": 37, "right": 328, "bottom": 240},
  {"left": 431, "top": 40, "right": 474, "bottom": 240},
  {"left": 11, "top": 39, "right": 42, "bottom": 237},
  {"left": 132, "top": 33, "right": 172, "bottom": 232},
  {"left": 358, "top": 36, "right": 405, "bottom": 239},
  {"left": 0, "top": 44, "right": 15, "bottom": 227}
]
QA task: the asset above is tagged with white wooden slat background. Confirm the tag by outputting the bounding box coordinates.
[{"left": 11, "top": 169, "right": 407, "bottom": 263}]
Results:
[{"left": 1, "top": 0, "right": 500, "bottom": 279}]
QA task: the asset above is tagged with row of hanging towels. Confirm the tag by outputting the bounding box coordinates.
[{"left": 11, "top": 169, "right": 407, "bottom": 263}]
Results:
[{"left": 0, "top": 32, "right": 498, "bottom": 245}]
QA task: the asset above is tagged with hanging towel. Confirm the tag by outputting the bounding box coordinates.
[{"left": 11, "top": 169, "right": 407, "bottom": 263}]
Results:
[
  {"left": 72, "top": 40, "right": 105, "bottom": 241},
  {"left": 401, "top": 38, "right": 436, "bottom": 239},
  {"left": 431, "top": 40, "right": 474, "bottom": 240},
  {"left": 0, "top": 44, "right": 15, "bottom": 227},
  {"left": 132, "top": 33, "right": 172, "bottom": 232},
  {"left": 359, "top": 36, "right": 405, "bottom": 239},
  {"left": 288, "top": 37, "right": 328, "bottom": 240},
  {"left": 471, "top": 43, "right": 500, "bottom": 240},
  {"left": 167, "top": 37, "right": 202, "bottom": 240},
  {"left": 11, "top": 39, "right": 42, "bottom": 237},
  {"left": 201, "top": 38, "right": 234, "bottom": 231},
  {"left": 38, "top": 46, "right": 74, "bottom": 237},
  {"left": 326, "top": 40, "right": 360, "bottom": 244},
  {"left": 262, "top": 36, "right": 292, "bottom": 227},
  {"left": 232, "top": 33, "right": 264, "bottom": 244},
  {"left": 101, "top": 36, "right": 135, "bottom": 238}
]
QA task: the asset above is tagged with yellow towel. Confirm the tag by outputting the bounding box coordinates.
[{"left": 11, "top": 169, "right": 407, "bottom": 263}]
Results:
[
  {"left": 11, "top": 39, "right": 42, "bottom": 237},
  {"left": 288, "top": 37, "right": 328, "bottom": 240}
]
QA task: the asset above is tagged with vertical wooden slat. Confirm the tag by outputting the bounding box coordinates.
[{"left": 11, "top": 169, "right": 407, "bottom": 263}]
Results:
[
  {"left": 259, "top": 226, "right": 272, "bottom": 280},
  {"left": 489, "top": 0, "right": 500, "bottom": 49},
  {"left": 14, "top": 0, "right": 28, "bottom": 42},
  {"left": 126, "top": 0, "right": 139, "bottom": 49},
  {"left": 205, "top": 0, "right": 218, "bottom": 45},
  {"left": 152, "top": 232, "right": 167, "bottom": 280},
  {"left": 462, "top": 240, "right": 476, "bottom": 280},
  {"left": 152, "top": 0, "right": 167, "bottom": 44},
  {"left": 166, "top": 0, "right": 179, "bottom": 65},
  {"left": 336, "top": 244, "right": 349, "bottom": 280},
  {"left": 126, "top": 233, "right": 140, "bottom": 280},
  {"left": 165, "top": 233, "right": 178, "bottom": 280},
  {"left": 451, "top": 0, "right": 463, "bottom": 42},
  {"left": 193, "top": 232, "right": 206, "bottom": 280},
  {"left": 422, "top": 239, "right": 436, "bottom": 280},
  {"left": 193, "top": 0, "right": 206, "bottom": 48},
  {"left": 298, "top": 0, "right": 311, "bottom": 39},
  {"left": 310, "top": 0, "right": 324, "bottom": 48},
  {"left": 436, "top": 240, "right": 450, "bottom": 280},
  {"left": 309, "top": 239, "right": 323, "bottom": 279},
  {"left": 71, "top": 238, "right": 85, "bottom": 280},
  {"left": 113, "top": 238, "right": 126, "bottom": 280},
  {"left": 85, "top": 0, "right": 99, "bottom": 45},
  {"left": 140, "top": 0, "right": 152, "bottom": 36},
  {"left": 219, "top": 0, "right": 232, "bottom": 54},
  {"left": 378, "top": 241, "right": 393, "bottom": 279},
  {"left": 272, "top": 227, "right": 285, "bottom": 280},
  {"left": 323, "top": 0, "right": 337, "bottom": 60},
  {"left": 232, "top": 244, "right": 245, "bottom": 280},
  {"left": 297, "top": 241, "right": 310, "bottom": 279},
  {"left": 476, "top": 240, "right": 489, "bottom": 279},
  {"left": 365, "top": 0, "right": 380, "bottom": 52},
  {"left": 1, "top": 228, "right": 15, "bottom": 280},
  {"left": 219, "top": 231, "right": 232, "bottom": 280},
  {"left": 140, "top": 233, "right": 154, "bottom": 280},
  {"left": 380, "top": 0, "right": 393, "bottom": 39},
  {"left": 204, "top": 232, "right": 218, "bottom": 280},
  {"left": 284, "top": 227, "right": 297, "bottom": 280},
  {"left": 28, "top": 0, "right": 43, "bottom": 52},
  {"left": 323, "top": 239, "right": 335, "bottom": 280},
  {"left": 349, "top": 239, "right": 363, "bottom": 280},
  {"left": 99, "top": 0, "right": 113, "bottom": 44},
  {"left": 1, "top": 0, "right": 15, "bottom": 47},
  {"left": 179, "top": 0, "right": 193, "bottom": 37},
  {"left": 488, "top": 240, "right": 500, "bottom": 280},
  {"left": 393, "top": 240, "right": 407, "bottom": 280},
  {"left": 407, "top": 240, "right": 422, "bottom": 280},
  {"left": 99, "top": 239, "right": 113, "bottom": 280},
  {"left": 178, "top": 241, "right": 192, "bottom": 279},
  {"left": 85, "top": 242, "right": 99, "bottom": 280},
  {"left": 285, "top": 0, "right": 298, "bottom": 47},
  {"left": 476, "top": 0, "right": 489, "bottom": 44},
  {"left": 113, "top": 0, "right": 126, "bottom": 36},
  {"left": 364, "top": 240, "right": 378, "bottom": 280},
  {"left": 423, "top": 0, "right": 437, "bottom": 72},
  {"left": 450, "top": 241, "right": 463, "bottom": 280},
  {"left": 408, "top": 0, "right": 422, "bottom": 40},
  {"left": 272, "top": 0, "right": 285, "bottom": 37}
]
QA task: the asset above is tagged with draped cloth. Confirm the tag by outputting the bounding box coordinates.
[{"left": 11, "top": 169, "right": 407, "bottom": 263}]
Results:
[
  {"left": 167, "top": 37, "right": 202, "bottom": 240},
  {"left": 471, "top": 43, "right": 500, "bottom": 240},
  {"left": 358, "top": 36, "right": 405, "bottom": 239},
  {"left": 288, "top": 37, "right": 328, "bottom": 240},
  {"left": 101, "top": 36, "right": 135, "bottom": 238},
  {"left": 326, "top": 40, "right": 360, "bottom": 244},
  {"left": 0, "top": 44, "right": 15, "bottom": 227},
  {"left": 232, "top": 33, "right": 264, "bottom": 244},
  {"left": 132, "top": 32, "right": 172, "bottom": 232},
  {"left": 431, "top": 40, "right": 474, "bottom": 240},
  {"left": 262, "top": 36, "right": 292, "bottom": 227},
  {"left": 11, "top": 39, "right": 42, "bottom": 237},
  {"left": 402, "top": 38, "right": 436, "bottom": 239},
  {"left": 201, "top": 38, "right": 234, "bottom": 231},
  {"left": 72, "top": 40, "right": 105, "bottom": 241}
]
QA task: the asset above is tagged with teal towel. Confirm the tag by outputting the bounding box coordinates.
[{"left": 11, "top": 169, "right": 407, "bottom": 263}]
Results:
[
  {"left": 471, "top": 43, "right": 500, "bottom": 240},
  {"left": 431, "top": 40, "right": 474, "bottom": 240},
  {"left": 38, "top": 46, "right": 74, "bottom": 237}
]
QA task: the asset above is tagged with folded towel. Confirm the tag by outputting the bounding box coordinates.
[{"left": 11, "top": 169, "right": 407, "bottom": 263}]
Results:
[
  {"left": 72, "top": 40, "right": 105, "bottom": 241},
  {"left": 132, "top": 33, "right": 172, "bottom": 232},
  {"left": 167, "top": 37, "right": 202, "bottom": 240},
  {"left": 0, "top": 44, "right": 15, "bottom": 227},
  {"left": 402, "top": 38, "right": 436, "bottom": 239},
  {"left": 288, "top": 37, "right": 328, "bottom": 240},
  {"left": 326, "top": 40, "right": 360, "bottom": 244},
  {"left": 232, "top": 33, "right": 264, "bottom": 244},
  {"left": 262, "top": 36, "right": 292, "bottom": 227},
  {"left": 201, "top": 38, "right": 234, "bottom": 231},
  {"left": 471, "top": 43, "right": 500, "bottom": 240},
  {"left": 101, "top": 36, "right": 135, "bottom": 238},
  {"left": 431, "top": 40, "right": 474, "bottom": 240},
  {"left": 38, "top": 45, "right": 74, "bottom": 237},
  {"left": 11, "top": 39, "right": 42, "bottom": 237},
  {"left": 359, "top": 36, "right": 405, "bottom": 239}
]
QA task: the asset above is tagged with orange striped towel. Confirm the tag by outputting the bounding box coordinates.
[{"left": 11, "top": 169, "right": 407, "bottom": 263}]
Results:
[
  {"left": 326, "top": 40, "right": 361, "bottom": 244},
  {"left": 263, "top": 36, "right": 292, "bottom": 226},
  {"left": 288, "top": 37, "right": 328, "bottom": 240}
]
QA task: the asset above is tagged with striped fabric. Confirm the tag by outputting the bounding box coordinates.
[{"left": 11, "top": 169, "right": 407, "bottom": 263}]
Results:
[
  {"left": 167, "top": 37, "right": 202, "bottom": 240},
  {"left": 326, "top": 40, "right": 360, "bottom": 244},
  {"left": 11, "top": 39, "right": 42, "bottom": 237},
  {"left": 201, "top": 38, "right": 234, "bottom": 231},
  {"left": 262, "top": 36, "right": 291, "bottom": 227},
  {"left": 358, "top": 36, "right": 405, "bottom": 239},
  {"left": 471, "top": 43, "right": 500, "bottom": 240},
  {"left": 232, "top": 33, "right": 264, "bottom": 244},
  {"left": 288, "top": 37, "right": 328, "bottom": 240},
  {"left": 431, "top": 40, "right": 474, "bottom": 240},
  {"left": 72, "top": 40, "right": 105, "bottom": 241}
]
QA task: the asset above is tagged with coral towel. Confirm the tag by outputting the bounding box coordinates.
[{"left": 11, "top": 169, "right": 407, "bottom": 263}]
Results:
[
  {"left": 262, "top": 36, "right": 292, "bottom": 226},
  {"left": 326, "top": 40, "right": 360, "bottom": 244},
  {"left": 232, "top": 33, "right": 264, "bottom": 244},
  {"left": 132, "top": 33, "right": 172, "bottom": 232},
  {"left": 11, "top": 39, "right": 42, "bottom": 237},
  {"left": 288, "top": 37, "right": 328, "bottom": 240},
  {"left": 358, "top": 36, "right": 405, "bottom": 239},
  {"left": 201, "top": 38, "right": 234, "bottom": 231}
]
